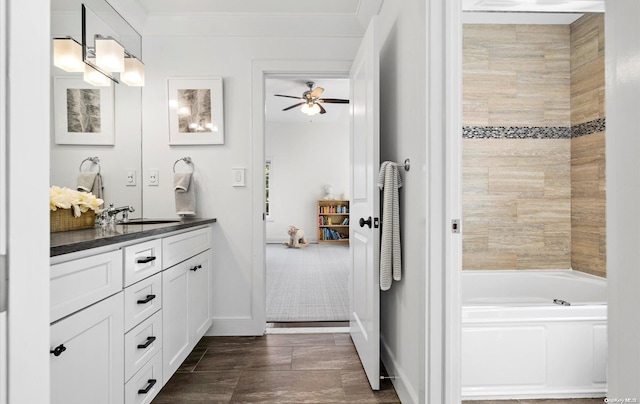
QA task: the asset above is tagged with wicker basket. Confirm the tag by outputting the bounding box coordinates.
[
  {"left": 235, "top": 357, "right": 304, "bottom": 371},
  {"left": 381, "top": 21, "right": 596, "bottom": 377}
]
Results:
[{"left": 50, "top": 209, "right": 96, "bottom": 232}]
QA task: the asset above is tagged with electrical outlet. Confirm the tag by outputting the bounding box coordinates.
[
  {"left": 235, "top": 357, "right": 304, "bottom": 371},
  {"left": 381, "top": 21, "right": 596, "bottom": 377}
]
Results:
[
  {"left": 126, "top": 169, "right": 136, "bottom": 186},
  {"left": 148, "top": 169, "right": 159, "bottom": 186}
]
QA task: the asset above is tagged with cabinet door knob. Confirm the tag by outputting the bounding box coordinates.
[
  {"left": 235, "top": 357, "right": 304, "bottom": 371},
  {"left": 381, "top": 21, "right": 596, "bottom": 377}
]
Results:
[
  {"left": 136, "top": 256, "right": 156, "bottom": 264},
  {"left": 136, "top": 294, "right": 156, "bottom": 304},
  {"left": 137, "top": 336, "right": 157, "bottom": 349},
  {"left": 190, "top": 264, "right": 202, "bottom": 271},
  {"left": 50, "top": 344, "right": 67, "bottom": 357},
  {"left": 138, "top": 379, "right": 157, "bottom": 395}
]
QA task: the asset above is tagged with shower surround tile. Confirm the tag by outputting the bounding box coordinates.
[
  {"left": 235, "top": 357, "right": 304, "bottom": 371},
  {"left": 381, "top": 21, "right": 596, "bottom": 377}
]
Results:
[{"left": 462, "top": 18, "right": 606, "bottom": 276}]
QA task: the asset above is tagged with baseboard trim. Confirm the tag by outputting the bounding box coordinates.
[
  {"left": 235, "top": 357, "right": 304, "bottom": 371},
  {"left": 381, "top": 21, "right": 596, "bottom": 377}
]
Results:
[{"left": 381, "top": 335, "right": 419, "bottom": 404}]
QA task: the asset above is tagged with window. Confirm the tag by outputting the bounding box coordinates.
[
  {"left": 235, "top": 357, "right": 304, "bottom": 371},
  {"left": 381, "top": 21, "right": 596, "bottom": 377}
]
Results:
[{"left": 265, "top": 159, "right": 271, "bottom": 220}]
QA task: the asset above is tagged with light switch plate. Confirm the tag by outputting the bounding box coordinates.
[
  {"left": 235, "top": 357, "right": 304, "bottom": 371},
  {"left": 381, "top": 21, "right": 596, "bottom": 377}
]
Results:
[{"left": 232, "top": 168, "right": 246, "bottom": 187}]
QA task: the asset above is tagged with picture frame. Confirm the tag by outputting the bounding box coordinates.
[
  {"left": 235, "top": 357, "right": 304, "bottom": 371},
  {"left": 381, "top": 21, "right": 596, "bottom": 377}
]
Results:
[
  {"left": 53, "top": 76, "right": 114, "bottom": 145},
  {"left": 167, "top": 77, "right": 224, "bottom": 145}
]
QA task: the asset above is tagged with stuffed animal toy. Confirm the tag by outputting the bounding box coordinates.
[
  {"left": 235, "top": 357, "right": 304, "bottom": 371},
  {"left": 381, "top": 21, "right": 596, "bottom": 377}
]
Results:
[{"left": 283, "top": 225, "right": 309, "bottom": 248}]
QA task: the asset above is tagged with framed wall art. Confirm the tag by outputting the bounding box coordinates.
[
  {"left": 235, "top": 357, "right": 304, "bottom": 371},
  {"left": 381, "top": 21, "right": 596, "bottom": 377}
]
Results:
[
  {"left": 53, "top": 77, "right": 114, "bottom": 145},
  {"left": 167, "top": 77, "right": 224, "bottom": 145}
]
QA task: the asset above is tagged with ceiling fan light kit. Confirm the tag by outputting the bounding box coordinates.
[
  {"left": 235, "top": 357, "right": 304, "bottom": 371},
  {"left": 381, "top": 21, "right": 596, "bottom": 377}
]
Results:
[{"left": 275, "top": 81, "right": 349, "bottom": 116}]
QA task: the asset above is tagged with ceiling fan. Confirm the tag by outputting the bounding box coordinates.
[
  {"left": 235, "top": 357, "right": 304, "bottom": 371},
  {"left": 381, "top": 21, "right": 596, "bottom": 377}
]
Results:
[{"left": 274, "top": 81, "right": 349, "bottom": 115}]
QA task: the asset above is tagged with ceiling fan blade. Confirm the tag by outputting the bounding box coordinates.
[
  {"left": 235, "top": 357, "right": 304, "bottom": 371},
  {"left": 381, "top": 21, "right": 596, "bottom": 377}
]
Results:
[
  {"left": 318, "top": 98, "right": 350, "bottom": 104},
  {"left": 275, "top": 94, "right": 304, "bottom": 100},
  {"left": 317, "top": 103, "right": 327, "bottom": 114},
  {"left": 310, "top": 87, "right": 325, "bottom": 98},
  {"left": 282, "top": 102, "right": 306, "bottom": 111}
]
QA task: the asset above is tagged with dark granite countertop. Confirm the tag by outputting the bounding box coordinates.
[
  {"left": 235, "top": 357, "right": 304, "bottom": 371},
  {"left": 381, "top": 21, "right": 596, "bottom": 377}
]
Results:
[{"left": 51, "top": 217, "right": 217, "bottom": 257}]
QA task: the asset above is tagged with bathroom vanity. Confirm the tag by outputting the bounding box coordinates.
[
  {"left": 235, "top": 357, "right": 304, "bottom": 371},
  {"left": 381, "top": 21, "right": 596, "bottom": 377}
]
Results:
[{"left": 49, "top": 218, "right": 216, "bottom": 404}]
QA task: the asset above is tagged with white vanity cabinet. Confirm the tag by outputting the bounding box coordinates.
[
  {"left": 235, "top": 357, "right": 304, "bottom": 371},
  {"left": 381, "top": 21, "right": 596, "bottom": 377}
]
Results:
[
  {"left": 122, "top": 238, "right": 164, "bottom": 404},
  {"left": 161, "top": 227, "right": 212, "bottom": 380},
  {"left": 50, "top": 292, "right": 124, "bottom": 404},
  {"left": 49, "top": 223, "right": 214, "bottom": 404},
  {"left": 50, "top": 250, "right": 124, "bottom": 404}
]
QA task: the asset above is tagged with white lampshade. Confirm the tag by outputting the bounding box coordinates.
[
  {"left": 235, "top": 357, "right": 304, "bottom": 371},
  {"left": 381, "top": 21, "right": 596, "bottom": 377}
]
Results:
[
  {"left": 121, "top": 57, "right": 145, "bottom": 86},
  {"left": 95, "top": 37, "right": 125, "bottom": 73},
  {"left": 84, "top": 60, "right": 111, "bottom": 87},
  {"left": 53, "top": 38, "right": 84, "bottom": 72},
  {"left": 301, "top": 102, "right": 321, "bottom": 116}
]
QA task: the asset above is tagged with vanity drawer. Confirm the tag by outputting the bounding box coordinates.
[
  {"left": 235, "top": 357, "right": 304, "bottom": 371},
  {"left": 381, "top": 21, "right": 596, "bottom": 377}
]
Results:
[
  {"left": 124, "top": 310, "right": 162, "bottom": 382},
  {"left": 124, "top": 273, "right": 162, "bottom": 332},
  {"left": 50, "top": 250, "right": 123, "bottom": 322},
  {"left": 124, "top": 349, "right": 163, "bottom": 404},
  {"left": 162, "top": 227, "right": 211, "bottom": 269},
  {"left": 123, "top": 239, "right": 162, "bottom": 287}
]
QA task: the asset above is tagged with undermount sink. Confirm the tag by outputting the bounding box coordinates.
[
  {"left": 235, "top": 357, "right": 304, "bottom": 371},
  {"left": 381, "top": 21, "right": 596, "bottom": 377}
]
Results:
[{"left": 117, "top": 219, "right": 181, "bottom": 225}]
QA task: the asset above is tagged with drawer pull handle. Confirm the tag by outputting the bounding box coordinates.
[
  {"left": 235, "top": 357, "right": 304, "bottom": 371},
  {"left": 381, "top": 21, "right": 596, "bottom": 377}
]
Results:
[
  {"left": 137, "top": 294, "right": 156, "bottom": 304},
  {"left": 138, "top": 379, "right": 157, "bottom": 395},
  {"left": 136, "top": 256, "right": 156, "bottom": 264},
  {"left": 50, "top": 344, "right": 67, "bottom": 357},
  {"left": 137, "top": 336, "right": 156, "bottom": 349},
  {"left": 190, "top": 264, "right": 202, "bottom": 271}
]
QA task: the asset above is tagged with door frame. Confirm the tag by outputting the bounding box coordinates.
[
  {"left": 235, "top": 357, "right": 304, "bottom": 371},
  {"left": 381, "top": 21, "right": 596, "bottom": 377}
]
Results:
[
  {"left": 251, "top": 59, "right": 353, "bottom": 332},
  {"left": 432, "top": 0, "right": 463, "bottom": 402}
]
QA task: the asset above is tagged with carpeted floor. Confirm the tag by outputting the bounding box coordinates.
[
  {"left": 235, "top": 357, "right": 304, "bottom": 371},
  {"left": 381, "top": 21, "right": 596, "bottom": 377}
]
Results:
[{"left": 266, "top": 243, "right": 349, "bottom": 322}]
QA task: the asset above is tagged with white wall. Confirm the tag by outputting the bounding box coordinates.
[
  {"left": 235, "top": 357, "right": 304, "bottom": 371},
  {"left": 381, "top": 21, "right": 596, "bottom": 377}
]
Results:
[
  {"left": 7, "top": 1, "right": 51, "bottom": 403},
  {"left": 265, "top": 121, "right": 349, "bottom": 243},
  {"left": 141, "top": 34, "right": 360, "bottom": 335},
  {"left": 377, "top": 0, "right": 428, "bottom": 402}
]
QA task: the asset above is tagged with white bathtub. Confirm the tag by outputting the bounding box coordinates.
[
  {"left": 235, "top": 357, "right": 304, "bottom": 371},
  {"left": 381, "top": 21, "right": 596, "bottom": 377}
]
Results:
[{"left": 461, "top": 270, "right": 607, "bottom": 400}]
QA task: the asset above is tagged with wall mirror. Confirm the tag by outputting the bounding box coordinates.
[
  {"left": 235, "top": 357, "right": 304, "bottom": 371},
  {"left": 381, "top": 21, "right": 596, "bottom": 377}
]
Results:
[{"left": 50, "top": 0, "right": 143, "bottom": 216}]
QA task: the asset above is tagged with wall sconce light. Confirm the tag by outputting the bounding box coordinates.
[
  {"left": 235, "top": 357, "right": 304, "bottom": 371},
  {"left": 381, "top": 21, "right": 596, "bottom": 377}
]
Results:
[
  {"left": 95, "top": 36, "right": 125, "bottom": 73},
  {"left": 121, "top": 56, "right": 145, "bottom": 87},
  {"left": 52, "top": 37, "right": 84, "bottom": 73},
  {"left": 301, "top": 102, "right": 321, "bottom": 116},
  {"left": 84, "top": 59, "right": 112, "bottom": 87}
]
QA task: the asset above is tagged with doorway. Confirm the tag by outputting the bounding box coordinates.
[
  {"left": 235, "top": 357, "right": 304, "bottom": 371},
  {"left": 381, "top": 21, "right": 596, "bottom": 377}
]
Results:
[{"left": 263, "top": 76, "right": 351, "bottom": 326}]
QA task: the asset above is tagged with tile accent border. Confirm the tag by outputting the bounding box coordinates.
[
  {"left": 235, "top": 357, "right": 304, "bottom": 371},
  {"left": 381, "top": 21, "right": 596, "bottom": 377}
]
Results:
[
  {"left": 462, "top": 118, "right": 605, "bottom": 139},
  {"left": 571, "top": 117, "right": 606, "bottom": 138}
]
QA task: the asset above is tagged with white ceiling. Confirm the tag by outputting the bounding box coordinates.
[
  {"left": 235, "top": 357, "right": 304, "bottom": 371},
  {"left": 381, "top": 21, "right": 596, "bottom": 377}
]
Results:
[
  {"left": 137, "top": 0, "right": 362, "bottom": 16},
  {"left": 265, "top": 78, "right": 350, "bottom": 123}
]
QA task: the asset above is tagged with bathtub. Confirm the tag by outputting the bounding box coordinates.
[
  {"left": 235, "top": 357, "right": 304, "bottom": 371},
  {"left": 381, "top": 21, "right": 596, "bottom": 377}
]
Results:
[{"left": 461, "top": 270, "right": 607, "bottom": 400}]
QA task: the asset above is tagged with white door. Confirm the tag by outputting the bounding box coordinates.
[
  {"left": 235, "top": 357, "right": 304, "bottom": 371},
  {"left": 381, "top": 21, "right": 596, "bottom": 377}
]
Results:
[{"left": 349, "top": 16, "right": 380, "bottom": 391}]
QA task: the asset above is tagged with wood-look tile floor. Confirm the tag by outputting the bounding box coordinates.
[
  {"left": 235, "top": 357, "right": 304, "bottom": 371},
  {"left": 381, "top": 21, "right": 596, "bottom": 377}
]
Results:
[
  {"left": 151, "top": 332, "right": 401, "bottom": 403},
  {"left": 151, "top": 331, "right": 606, "bottom": 404}
]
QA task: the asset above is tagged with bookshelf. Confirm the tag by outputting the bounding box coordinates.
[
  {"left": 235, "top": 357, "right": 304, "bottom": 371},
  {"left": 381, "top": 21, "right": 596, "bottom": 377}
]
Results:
[{"left": 317, "top": 200, "right": 350, "bottom": 244}]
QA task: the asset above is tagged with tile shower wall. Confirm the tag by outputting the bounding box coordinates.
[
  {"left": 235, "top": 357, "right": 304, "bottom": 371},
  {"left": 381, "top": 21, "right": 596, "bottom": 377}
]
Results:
[
  {"left": 570, "top": 14, "right": 606, "bottom": 277},
  {"left": 462, "top": 24, "right": 572, "bottom": 270},
  {"left": 463, "top": 18, "right": 606, "bottom": 276}
]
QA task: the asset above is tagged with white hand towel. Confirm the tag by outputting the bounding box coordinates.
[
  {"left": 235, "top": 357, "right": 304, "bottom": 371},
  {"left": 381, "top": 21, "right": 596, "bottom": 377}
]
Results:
[
  {"left": 77, "top": 172, "right": 104, "bottom": 200},
  {"left": 378, "top": 161, "right": 403, "bottom": 291},
  {"left": 92, "top": 173, "right": 104, "bottom": 200},
  {"left": 77, "top": 172, "right": 97, "bottom": 193},
  {"left": 174, "top": 173, "right": 196, "bottom": 215}
]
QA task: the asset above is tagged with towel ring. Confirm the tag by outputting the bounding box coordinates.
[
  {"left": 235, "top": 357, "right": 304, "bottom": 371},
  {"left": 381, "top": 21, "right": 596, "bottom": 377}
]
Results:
[
  {"left": 79, "top": 157, "right": 101, "bottom": 174},
  {"left": 173, "top": 157, "right": 195, "bottom": 173}
]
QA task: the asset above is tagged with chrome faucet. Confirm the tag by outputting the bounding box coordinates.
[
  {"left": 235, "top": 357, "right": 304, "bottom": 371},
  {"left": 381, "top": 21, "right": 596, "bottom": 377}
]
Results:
[{"left": 104, "top": 203, "right": 135, "bottom": 223}]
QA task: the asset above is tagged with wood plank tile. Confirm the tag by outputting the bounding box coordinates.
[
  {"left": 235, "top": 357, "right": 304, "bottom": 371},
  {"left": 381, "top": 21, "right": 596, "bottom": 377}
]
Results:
[{"left": 230, "top": 370, "right": 346, "bottom": 403}]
